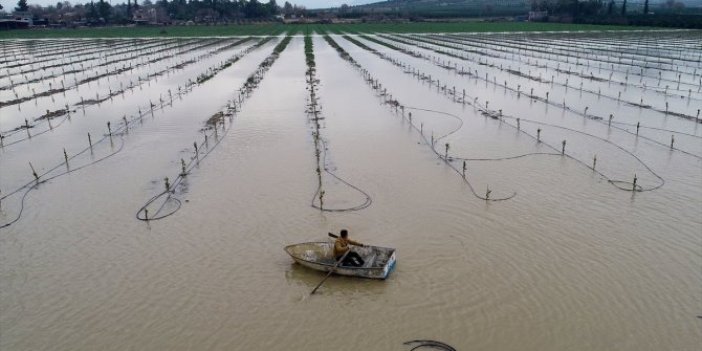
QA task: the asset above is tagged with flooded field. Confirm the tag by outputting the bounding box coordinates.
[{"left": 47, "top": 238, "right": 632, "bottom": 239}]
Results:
[{"left": 1, "top": 30, "right": 701, "bottom": 350}]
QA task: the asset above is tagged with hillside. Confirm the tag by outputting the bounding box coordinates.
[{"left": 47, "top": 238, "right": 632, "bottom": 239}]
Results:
[
  {"left": 339, "top": 0, "right": 702, "bottom": 17},
  {"left": 343, "top": 0, "right": 530, "bottom": 17}
]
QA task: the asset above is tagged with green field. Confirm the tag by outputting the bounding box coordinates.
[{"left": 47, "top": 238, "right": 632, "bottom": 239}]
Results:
[
  {"left": 0, "top": 22, "right": 653, "bottom": 39},
  {"left": 304, "top": 22, "right": 647, "bottom": 34}
]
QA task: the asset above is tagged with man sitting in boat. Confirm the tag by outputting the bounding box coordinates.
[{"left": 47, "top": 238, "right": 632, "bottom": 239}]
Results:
[{"left": 334, "top": 229, "right": 365, "bottom": 267}]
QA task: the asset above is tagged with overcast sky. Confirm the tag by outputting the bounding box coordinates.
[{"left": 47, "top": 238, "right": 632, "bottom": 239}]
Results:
[{"left": 0, "top": 0, "right": 378, "bottom": 10}]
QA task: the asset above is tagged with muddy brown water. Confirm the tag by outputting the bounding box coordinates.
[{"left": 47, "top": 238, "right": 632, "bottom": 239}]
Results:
[{"left": 1, "top": 33, "right": 701, "bottom": 350}]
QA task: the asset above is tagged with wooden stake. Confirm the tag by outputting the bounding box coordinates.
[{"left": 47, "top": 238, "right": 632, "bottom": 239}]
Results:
[
  {"left": 592, "top": 154, "right": 597, "bottom": 170},
  {"left": 29, "top": 162, "right": 39, "bottom": 182}
]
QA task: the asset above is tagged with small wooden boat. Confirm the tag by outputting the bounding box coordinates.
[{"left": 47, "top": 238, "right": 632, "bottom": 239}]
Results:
[{"left": 284, "top": 242, "right": 396, "bottom": 279}]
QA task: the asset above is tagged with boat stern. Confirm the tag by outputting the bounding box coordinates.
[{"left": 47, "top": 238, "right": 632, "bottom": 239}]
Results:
[{"left": 382, "top": 250, "right": 397, "bottom": 279}]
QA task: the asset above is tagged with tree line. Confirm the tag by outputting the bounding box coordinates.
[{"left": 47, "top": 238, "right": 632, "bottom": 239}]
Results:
[
  {"left": 529, "top": 0, "right": 692, "bottom": 16},
  {"left": 528, "top": 0, "right": 700, "bottom": 28},
  {"left": 1, "top": 0, "right": 308, "bottom": 24}
]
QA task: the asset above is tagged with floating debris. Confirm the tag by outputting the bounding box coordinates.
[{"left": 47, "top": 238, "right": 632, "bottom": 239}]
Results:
[{"left": 404, "top": 340, "right": 457, "bottom": 351}]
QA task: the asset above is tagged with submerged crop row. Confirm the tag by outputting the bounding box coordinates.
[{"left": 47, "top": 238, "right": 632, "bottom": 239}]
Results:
[
  {"left": 320, "top": 32, "right": 696, "bottom": 198},
  {"left": 0, "top": 31, "right": 700, "bottom": 230},
  {"left": 305, "top": 32, "right": 371, "bottom": 212},
  {"left": 0, "top": 35, "right": 279, "bottom": 229},
  {"left": 136, "top": 35, "right": 292, "bottom": 221}
]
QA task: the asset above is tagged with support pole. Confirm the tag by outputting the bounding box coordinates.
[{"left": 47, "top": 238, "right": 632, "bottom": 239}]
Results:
[
  {"left": 29, "top": 162, "right": 39, "bottom": 182},
  {"left": 592, "top": 155, "right": 597, "bottom": 171}
]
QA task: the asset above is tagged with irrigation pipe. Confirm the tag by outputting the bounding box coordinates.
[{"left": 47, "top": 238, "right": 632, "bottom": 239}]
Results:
[
  {"left": 358, "top": 34, "right": 702, "bottom": 159},
  {"left": 1, "top": 37, "right": 275, "bottom": 229},
  {"left": 305, "top": 33, "right": 372, "bottom": 212},
  {"left": 377, "top": 34, "right": 701, "bottom": 121},
  {"left": 136, "top": 35, "right": 292, "bottom": 222},
  {"left": 341, "top": 34, "right": 667, "bottom": 194},
  {"left": 328, "top": 34, "right": 514, "bottom": 202}
]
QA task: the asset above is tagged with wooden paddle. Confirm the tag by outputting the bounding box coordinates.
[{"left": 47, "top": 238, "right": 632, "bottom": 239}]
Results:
[
  {"left": 310, "top": 247, "right": 350, "bottom": 295},
  {"left": 309, "top": 232, "right": 367, "bottom": 295}
]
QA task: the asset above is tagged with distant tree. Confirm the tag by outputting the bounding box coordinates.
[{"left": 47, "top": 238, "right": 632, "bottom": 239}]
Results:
[
  {"left": 97, "top": 0, "right": 111, "bottom": 19},
  {"left": 573, "top": 0, "right": 604, "bottom": 16},
  {"left": 166, "top": 0, "right": 190, "bottom": 21},
  {"left": 621, "top": 0, "right": 626, "bottom": 15},
  {"left": 644, "top": 0, "right": 649, "bottom": 14},
  {"left": 666, "top": 0, "right": 686, "bottom": 12},
  {"left": 293, "top": 4, "right": 305, "bottom": 17},
  {"left": 16, "top": 0, "right": 29, "bottom": 12},
  {"left": 530, "top": 0, "right": 550, "bottom": 12},
  {"left": 607, "top": 0, "right": 614, "bottom": 14},
  {"left": 664, "top": 0, "right": 685, "bottom": 11},
  {"left": 265, "top": 0, "right": 278, "bottom": 16},
  {"left": 244, "top": 0, "right": 266, "bottom": 17},
  {"left": 0, "top": 4, "right": 4, "bottom": 11},
  {"left": 86, "top": 1, "right": 99, "bottom": 20},
  {"left": 283, "top": 1, "right": 292, "bottom": 16}
]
